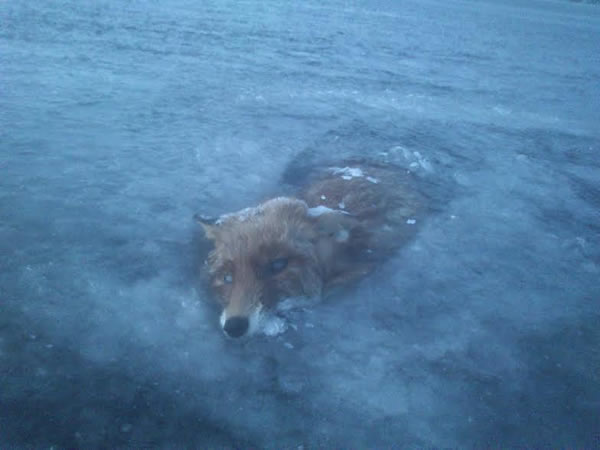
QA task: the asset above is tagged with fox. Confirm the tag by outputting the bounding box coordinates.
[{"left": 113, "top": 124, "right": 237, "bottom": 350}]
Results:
[{"left": 196, "top": 161, "right": 425, "bottom": 338}]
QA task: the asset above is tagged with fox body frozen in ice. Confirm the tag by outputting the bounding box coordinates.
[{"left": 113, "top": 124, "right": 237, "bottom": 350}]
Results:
[{"left": 197, "top": 162, "right": 424, "bottom": 338}]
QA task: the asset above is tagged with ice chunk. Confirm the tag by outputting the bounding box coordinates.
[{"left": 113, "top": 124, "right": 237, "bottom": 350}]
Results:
[
  {"left": 260, "top": 315, "right": 288, "bottom": 336},
  {"left": 335, "top": 229, "right": 350, "bottom": 242},
  {"left": 331, "top": 167, "right": 364, "bottom": 179},
  {"left": 307, "top": 205, "right": 349, "bottom": 217}
]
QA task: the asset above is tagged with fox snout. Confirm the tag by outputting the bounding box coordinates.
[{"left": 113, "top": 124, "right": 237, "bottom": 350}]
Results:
[
  {"left": 222, "top": 316, "right": 249, "bottom": 338},
  {"left": 219, "top": 303, "right": 262, "bottom": 339},
  {"left": 217, "top": 273, "right": 264, "bottom": 338}
]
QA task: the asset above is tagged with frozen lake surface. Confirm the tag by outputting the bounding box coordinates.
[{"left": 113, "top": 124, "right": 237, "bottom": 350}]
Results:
[{"left": 1, "top": 0, "right": 599, "bottom": 447}]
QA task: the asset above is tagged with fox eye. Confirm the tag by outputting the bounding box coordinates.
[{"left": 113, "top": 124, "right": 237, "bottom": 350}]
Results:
[
  {"left": 269, "top": 258, "right": 288, "bottom": 275},
  {"left": 223, "top": 273, "right": 233, "bottom": 284}
]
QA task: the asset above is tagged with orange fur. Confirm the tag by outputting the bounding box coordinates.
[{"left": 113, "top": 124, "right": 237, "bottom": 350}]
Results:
[{"left": 198, "top": 163, "right": 424, "bottom": 337}]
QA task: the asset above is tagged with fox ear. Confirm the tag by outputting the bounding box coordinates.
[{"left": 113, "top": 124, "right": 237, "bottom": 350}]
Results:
[{"left": 194, "top": 214, "right": 219, "bottom": 241}]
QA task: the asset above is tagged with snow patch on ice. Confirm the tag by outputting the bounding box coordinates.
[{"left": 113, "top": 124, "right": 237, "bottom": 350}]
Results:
[
  {"left": 259, "top": 315, "right": 288, "bottom": 336},
  {"left": 277, "top": 295, "right": 321, "bottom": 312},
  {"left": 308, "top": 205, "right": 349, "bottom": 217},
  {"left": 392, "top": 145, "right": 434, "bottom": 172},
  {"left": 335, "top": 229, "right": 350, "bottom": 242},
  {"left": 331, "top": 166, "right": 364, "bottom": 179},
  {"left": 412, "top": 151, "right": 433, "bottom": 172}
]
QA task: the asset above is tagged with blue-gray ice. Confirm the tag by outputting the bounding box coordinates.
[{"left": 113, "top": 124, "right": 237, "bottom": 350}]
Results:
[{"left": 1, "top": 0, "right": 599, "bottom": 447}]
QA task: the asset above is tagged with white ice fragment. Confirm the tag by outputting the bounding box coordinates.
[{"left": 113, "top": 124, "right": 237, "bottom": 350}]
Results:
[
  {"left": 278, "top": 298, "right": 299, "bottom": 311},
  {"left": 396, "top": 145, "right": 411, "bottom": 160},
  {"left": 406, "top": 219, "right": 416, "bottom": 225},
  {"left": 284, "top": 342, "right": 294, "bottom": 349},
  {"left": 366, "top": 176, "right": 379, "bottom": 184},
  {"left": 305, "top": 323, "right": 315, "bottom": 328},
  {"left": 260, "top": 315, "right": 287, "bottom": 336},
  {"left": 320, "top": 195, "right": 327, "bottom": 200},
  {"left": 277, "top": 295, "right": 321, "bottom": 311},
  {"left": 307, "top": 205, "right": 349, "bottom": 217},
  {"left": 347, "top": 167, "right": 363, "bottom": 177},
  {"left": 338, "top": 201, "right": 345, "bottom": 209},
  {"left": 335, "top": 229, "right": 350, "bottom": 243},
  {"left": 331, "top": 166, "right": 364, "bottom": 179},
  {"left": 419, "top": 159, "right": 433, "bottom": 172},
  {"left": 413, "top": 151, "right": 433, "bottom": 172},
  {"left": 308, "top": 205, "right": 335, "bottom": 216}
]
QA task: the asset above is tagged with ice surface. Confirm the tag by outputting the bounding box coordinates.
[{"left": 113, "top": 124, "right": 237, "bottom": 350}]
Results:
[{"left": 1, "top": 0, "right": 599, "bottom": 448}]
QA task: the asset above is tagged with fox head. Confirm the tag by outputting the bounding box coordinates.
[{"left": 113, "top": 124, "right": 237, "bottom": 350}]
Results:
[{"left": 198, "top": 197, "right": 359, "bottom": 338}]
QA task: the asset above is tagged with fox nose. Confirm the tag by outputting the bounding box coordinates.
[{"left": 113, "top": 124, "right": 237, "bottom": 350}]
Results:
[{"left": 223, "top": 316, "right": 249, "bottom": 338}]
